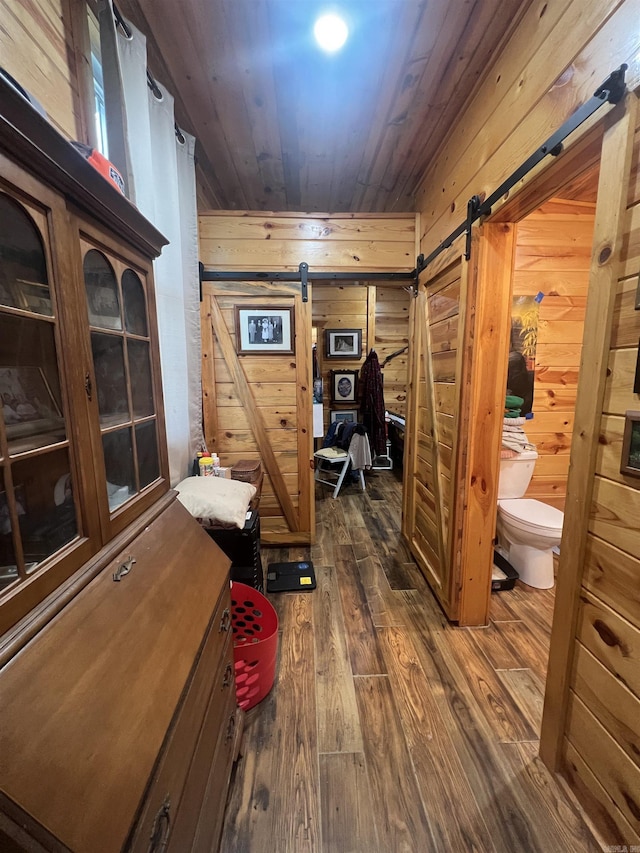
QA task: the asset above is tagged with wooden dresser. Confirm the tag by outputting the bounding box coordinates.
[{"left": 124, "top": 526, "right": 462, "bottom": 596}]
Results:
[{"left": 0, "top": 78, "right": 239, "bottom": 851}]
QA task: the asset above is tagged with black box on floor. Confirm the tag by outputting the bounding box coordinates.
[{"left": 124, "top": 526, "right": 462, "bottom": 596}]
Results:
[
  {"left": 491, "top": 549, "right": 519, "bottom": 592},
  {"left": 266, "top": 560, "right": 316, "bottom": 593},
  {"left": 204, "top": 510, "right": 263, "bottom": 591}
]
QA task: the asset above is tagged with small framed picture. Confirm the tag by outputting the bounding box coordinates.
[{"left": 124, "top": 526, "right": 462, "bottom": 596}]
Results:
[
  {"left": 331, "top": 369, "right": 358, "bottom": 403},
  {"left": 330, "top": 409, "right": 358, "bottom": 425},
  {"left": 235, "top": 306, "right": 294, "bottom": 355},
  {"left": 620, "top": 410, "right": 640, "bottom": 478},
  {"left": 16, "top": 280, "right": 52, "bottom": 317},
  {"left": 325, "top": 328, "right": 362, "bottom": 359}
]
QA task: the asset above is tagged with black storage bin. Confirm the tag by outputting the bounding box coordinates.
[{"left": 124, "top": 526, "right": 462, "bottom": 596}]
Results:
[{"left": 205, "top": 510, "right": 263, "bottom": 591}]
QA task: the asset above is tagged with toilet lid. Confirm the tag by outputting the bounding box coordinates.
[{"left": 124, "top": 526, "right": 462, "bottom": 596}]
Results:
[{"left": 499, "top": 499, "right": 564, "bottom": 531}]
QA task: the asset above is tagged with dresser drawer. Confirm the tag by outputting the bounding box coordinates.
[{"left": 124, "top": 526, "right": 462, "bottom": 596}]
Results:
[
  {"left": 190, "top": 683, "right": 239, "bottom": 853},
  {"left": 128, "top": 585, "right": 234, "bottom": 852},
  {"left": 167, "top": 648, "right": 238, "bottom": 852}
]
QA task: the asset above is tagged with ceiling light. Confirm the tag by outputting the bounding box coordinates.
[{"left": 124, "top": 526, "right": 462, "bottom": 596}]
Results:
[{"left": 314, "top": 13, "right": 348, "bottom": 53}]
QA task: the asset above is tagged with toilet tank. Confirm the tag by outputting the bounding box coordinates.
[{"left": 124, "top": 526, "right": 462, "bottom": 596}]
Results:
[{"left": 498, "top": 448, "right": 538, "bottom": 499}]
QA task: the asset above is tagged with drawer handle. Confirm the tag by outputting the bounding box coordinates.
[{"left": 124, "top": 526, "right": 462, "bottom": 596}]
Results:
[
  {"left": 219, "top": 607, "right": 231, "bottom": 632},
  {"left": 225, "top": 712, "right": 236, "bottom": 743},
  {"left": 222, "top": 662, "right": 234, "bottom": 689},
  {"left": 113, "top": 556, "right": 136, "bottom": 582},
  {"left": 148, "top": 796, "right": 171, "bottom": 852}
]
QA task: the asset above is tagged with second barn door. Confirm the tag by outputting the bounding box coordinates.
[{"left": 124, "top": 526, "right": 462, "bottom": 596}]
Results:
[
  {"left": 403, "top": 227, "right": 514, "bottom": 624},
  {"left": 201, "top": 280, "right": 314, "bottom": 545}
]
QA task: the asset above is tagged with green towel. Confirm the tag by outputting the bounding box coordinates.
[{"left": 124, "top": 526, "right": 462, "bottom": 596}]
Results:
[{"left": 505, "top": 394, "right": 524, "bottom": 409}]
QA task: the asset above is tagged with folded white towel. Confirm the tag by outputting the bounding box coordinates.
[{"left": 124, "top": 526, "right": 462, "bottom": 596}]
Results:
[{"left": 502, "top": 433, "right": 528, "bottom": 452}]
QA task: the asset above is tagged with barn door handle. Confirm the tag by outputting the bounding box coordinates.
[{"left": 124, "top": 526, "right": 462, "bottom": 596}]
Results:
[{"left": 85, "top": 372, "right": 93, "bottom": 401}]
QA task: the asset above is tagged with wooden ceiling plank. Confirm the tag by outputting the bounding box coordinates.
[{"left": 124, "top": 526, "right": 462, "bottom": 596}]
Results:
[
  {"left": 222, "top": 0, "right": 288, "bottom": 210},
  {"left": 327, "top": 1, "right": 428, "bottom": 213},
  {"left": 120, "top": 0, "right": 246, "bottom": 207},
  {"left": 189, "top": 0, "right": 272, "bottom": 209},
  {"left": 385, "top": 0, "right": 532, "bottom": 212},
  {"left": 349, "top": 0, "right": 438, "bottom": 212},
  {"left": 361, "top": 0, "right": 530, "bottom": 212}
]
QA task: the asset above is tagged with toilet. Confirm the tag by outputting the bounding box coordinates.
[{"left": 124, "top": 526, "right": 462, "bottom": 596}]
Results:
[{"left": 496, "top": 448, "right": 564, "bottom": 589}]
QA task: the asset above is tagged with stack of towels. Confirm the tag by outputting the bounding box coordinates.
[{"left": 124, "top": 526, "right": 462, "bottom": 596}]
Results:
[{"left": 502, "top": 395, "right": 535, "bottom": 458}]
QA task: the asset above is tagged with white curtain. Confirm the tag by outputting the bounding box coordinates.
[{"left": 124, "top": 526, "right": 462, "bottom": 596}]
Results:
[{"left": 101, "top": 3, "right": 204, "bottom": 484}]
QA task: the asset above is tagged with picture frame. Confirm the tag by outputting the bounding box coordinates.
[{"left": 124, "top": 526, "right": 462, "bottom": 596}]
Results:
[
  {"left": 16, "top": 280, "right": 52, "bottom": 317},
  {"left": 235, "top": 306, "right": 294, "bottom": 355},
  {"left": 330, "top": 409, "right": 358, "bottom": 425},
  {"left": 620, "top": 410, "right": 640, "bottom": 479},
  {"left": 331, "top": 369, "right": 358, "bottom": 403},
  {"left": 0, "top": 365, "right": 63, "bottom": 441},
  {"left": 325, "top": 328, "right": 362, "bottom": 359}
]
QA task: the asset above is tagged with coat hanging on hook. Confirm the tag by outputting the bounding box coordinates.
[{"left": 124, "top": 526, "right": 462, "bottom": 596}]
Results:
[{"left": 359, "top": 350, "right": 386, "bottom": 456}]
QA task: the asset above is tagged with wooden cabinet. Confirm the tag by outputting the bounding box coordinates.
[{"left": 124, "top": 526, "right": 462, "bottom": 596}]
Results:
[{"left": 0, "top": 78, "right": 239, "bottom": 851}]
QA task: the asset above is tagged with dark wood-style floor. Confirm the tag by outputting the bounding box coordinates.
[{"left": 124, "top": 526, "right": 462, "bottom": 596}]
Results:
[{"left": 220, "top": 470, "right": 602, "bottom": 852}]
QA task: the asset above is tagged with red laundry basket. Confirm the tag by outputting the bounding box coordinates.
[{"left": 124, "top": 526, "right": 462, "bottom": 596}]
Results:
[{"left": 230, "top": 582, "right": 279, "bottom": 711}]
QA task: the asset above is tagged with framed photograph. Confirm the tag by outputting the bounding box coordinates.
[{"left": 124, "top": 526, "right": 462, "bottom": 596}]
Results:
[
  {"left": 331, "top": 369, "right": 358, "bottom": 403},
  {"left": 16, "top": 280, "right": 52, "bottom": 317},
  {"left": 235, "top": 306, "right": 294, "bottom": 355},
  {"left": 330, "top": 409, "right": 358, "bottom": 425},
  {"left": 621, "top": 410, "right": 640, "bottom": 478},
  {"left": 325, "top": 328, "right": 362, "bottom": 359},
  {"left": 0, "top": 366, "right": 63, "bottom": 441}
]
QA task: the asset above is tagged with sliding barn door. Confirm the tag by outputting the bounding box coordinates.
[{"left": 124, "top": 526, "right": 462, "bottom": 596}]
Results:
[
  {"left": 403, "top": 229, "right": 513, "bottom": 624},
  {"left": 201, "top": 280, "right": 314, "bottom": 545},
  {"left": 403, "top": 252, "right": 470, "bottom": 619}
]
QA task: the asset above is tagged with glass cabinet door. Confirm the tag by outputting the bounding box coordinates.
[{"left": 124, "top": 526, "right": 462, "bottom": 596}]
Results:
[
  {"left": 0, "top": 193, "right": 81, "bottom": 598},
  {"left": 82, "top": 247, "right": 161, "bottom": 514}
]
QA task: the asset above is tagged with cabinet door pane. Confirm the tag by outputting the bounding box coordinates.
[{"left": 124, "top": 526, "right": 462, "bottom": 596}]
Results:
[
  {"left": 0, "top": 316, "right": 66, "bottom": 454},
  {"left": 83, "top": 246, "right": 162, "bottom": 515},
  {"left": 0, "top": 194, "right": 52, "bottom": 315},
  {"left": 103, "top": 428, "right": 135, "bottom": 510},
  {"left": 0, "top": 197, "right": 83, "bottom": 605},
  {"left": 136, "top": 421, "right": 159, "bottom": 487},
  {"left": 13, "top": 450, "right": 78, "bottom": 566},
  {"left": 128, "top": 340, "right": 153, "bottom": 418},
  {"left": 83, "top": 249, "right": 122, "bottom": 330},
  {"left": 91, "top": 333, "right": 129, "bottom": 426},
  {"left": 123, "top": 269, "right": 148, "bottom": 336}
]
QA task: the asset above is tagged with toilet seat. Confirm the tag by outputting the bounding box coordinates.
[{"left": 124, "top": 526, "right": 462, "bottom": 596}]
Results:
[{"left": 498, "top": 498, "right": 564, "bottom": 534}]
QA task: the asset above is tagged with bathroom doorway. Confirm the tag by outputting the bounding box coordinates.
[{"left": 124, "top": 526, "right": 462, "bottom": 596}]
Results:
[{"left": 488, "top": 160, "right": 600, "bottom": 636}]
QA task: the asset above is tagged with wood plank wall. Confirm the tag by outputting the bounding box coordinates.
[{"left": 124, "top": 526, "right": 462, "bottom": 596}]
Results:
[
  {"left": 513, "top": 199, "right": 595, "bottom": 509},
  {"left": 413, "top": 2, "right": 639, "bottom": 835},
  {"left": 312, "top": 283, "right": 410, "bottom": 436},
  {"left": 199, "top": 211, "right": 416, "bottom": 542},
  {"left": 375, "top": 285, "right": 411, "bottom": 417},
  {"left": 313, "top": 284, "right": 370, "bottom": 437},
  {"left": 0, "top": 0, "right": 81, "bottom": 140},
  {"left": 558, "top": 124, "right": 640, "bottom": 846},
  {"left": 198, "top": 212, "right": 416, "bottom": 273}
]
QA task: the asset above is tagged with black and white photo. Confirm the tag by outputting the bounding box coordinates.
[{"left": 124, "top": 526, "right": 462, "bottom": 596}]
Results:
[
  {"left": 235, "top": 306, "right": 294, "bottom": 354},
  {"left": 325, "top": 328, "right": 362, "bottom": 359}
]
